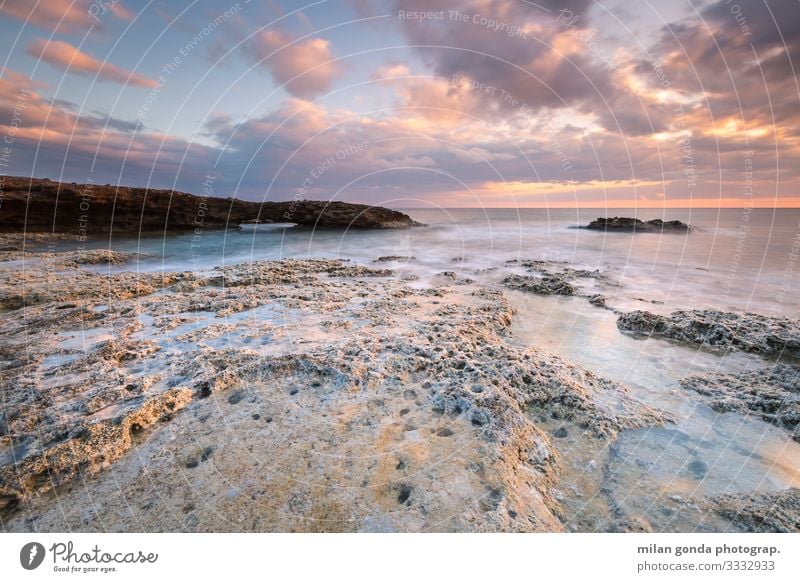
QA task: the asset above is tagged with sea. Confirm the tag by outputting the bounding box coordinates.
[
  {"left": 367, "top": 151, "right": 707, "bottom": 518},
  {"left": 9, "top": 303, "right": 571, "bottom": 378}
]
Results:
[{"left": 59, "top": 207, "right": 800, "bottom": 315}]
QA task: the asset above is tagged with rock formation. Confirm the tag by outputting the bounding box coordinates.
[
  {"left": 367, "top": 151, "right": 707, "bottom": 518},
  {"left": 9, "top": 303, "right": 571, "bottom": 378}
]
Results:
[
  {"left": 703, "top": 488, "right": 800, "bottom": 532},
  {"left": 617, "top": 309, "right": 800, "bottom": 357},
  {"left": 583, "top": 217, "right": 692, "bottom": 232},
  {"left": 681, "top": 364, "right": 800, "bottom": 441}
]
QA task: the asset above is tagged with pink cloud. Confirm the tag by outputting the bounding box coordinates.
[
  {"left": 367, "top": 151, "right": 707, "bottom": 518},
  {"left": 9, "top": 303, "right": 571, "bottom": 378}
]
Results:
[
  {"left": 0, "top": 0, "right": 132, "bottom": 33},
  {"left": 27, "top": 39, "right": 157, "bottom": 88},
  {"left": 246, "top": 29, "right": 343, "bottom": 98}
]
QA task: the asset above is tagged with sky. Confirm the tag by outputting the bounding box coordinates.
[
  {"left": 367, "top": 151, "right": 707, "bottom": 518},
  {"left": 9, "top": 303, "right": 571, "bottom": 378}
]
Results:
[{"left": 0, "top": 0, "right": 798, "bottom": 208}]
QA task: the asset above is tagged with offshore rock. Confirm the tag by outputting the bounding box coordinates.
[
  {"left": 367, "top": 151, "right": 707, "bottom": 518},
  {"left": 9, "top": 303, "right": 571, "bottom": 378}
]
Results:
[{"left": 584, "top": 217, "right": 691, "bottom": 233}]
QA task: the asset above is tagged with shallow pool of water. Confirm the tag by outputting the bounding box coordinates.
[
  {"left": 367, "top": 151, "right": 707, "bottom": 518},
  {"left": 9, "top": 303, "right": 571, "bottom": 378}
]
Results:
[{"left": 508, "top": 291, "right": 800, "bottom": 530}]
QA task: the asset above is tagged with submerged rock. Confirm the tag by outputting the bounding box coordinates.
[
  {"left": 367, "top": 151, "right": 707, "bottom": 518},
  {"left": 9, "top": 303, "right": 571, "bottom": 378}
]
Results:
[
  {"left": 703, "top": 488, "right": 800, "bottom": 532},
  {"left": 583, "top": 217, "right": 692, "bottom": 232},
  {"left": 681, "top": 364, "right": 800, "bottom": 441},
  {"left": 617, "top": 309, "right": 800, "bottom": 357}
]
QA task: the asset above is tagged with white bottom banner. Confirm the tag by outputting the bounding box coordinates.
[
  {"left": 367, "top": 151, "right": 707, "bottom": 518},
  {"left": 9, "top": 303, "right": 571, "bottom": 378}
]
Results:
[{"left": 1, "top": 533, "right": 798, "bottom": 581}]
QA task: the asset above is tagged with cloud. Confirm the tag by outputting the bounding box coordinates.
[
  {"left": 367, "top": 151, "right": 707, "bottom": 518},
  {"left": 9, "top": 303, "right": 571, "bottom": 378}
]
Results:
[
  {"left": 642, "top": 0, "right": 800, "bottom": 133},
  {"left": 0, "top": 70, "right": 215, "bottom": 192},
  {"left": 390, "top": 0, "right": 616, "bottom": 115},
  {"left": 384, "top": 1, "right": 679, "bottom": 138},
  {"left": 349, "top": 0, "right": 378, "bottom": 18},
  {"left": 371, "top": 62, "right": 412, "bottom": 78},
  {"left": 27, "top": 39, "right": 157, "bottom": 88},
  {"left": 244, "top": 28, "right": 343, "bottom": 98},
  {"left": 0, "top": 0, "right": 132, "bottom": 33},
  {"left": 3, "top": 60, "right": 795, "bottom": 208}
]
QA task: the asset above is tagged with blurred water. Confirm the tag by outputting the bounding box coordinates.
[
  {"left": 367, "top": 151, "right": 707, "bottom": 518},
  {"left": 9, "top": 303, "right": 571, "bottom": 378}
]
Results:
[{"left": 62, "top": 207, "right": 800, "bottom": 315}]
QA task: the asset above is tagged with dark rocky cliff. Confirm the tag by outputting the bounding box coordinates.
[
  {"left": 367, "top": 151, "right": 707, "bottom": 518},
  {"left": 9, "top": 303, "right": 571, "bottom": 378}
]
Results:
[{"left": 0, "top": 177, "right": 421, "bottom": 233}]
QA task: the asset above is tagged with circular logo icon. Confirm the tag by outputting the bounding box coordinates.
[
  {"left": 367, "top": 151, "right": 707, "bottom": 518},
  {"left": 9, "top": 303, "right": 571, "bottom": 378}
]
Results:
[{"left": 20, "top": 542, "right": 46, "bottom": 570}]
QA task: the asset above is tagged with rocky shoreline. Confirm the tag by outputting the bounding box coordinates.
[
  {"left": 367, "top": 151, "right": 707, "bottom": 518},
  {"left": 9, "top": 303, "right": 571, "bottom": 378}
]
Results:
[
  {"left": 0, "top": 176, "right": 422, "bottom": 233},
  {"left": 0, "top": 243, "right": 797, "bottom": 532}
]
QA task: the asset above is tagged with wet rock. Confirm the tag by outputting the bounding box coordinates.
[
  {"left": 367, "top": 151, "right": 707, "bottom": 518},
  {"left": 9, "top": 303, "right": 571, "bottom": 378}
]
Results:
[
  {"left": 681, "top": 364, "right": 800, "bottom": 441},
  {"left": 517, "top": 353, "right": 670, "bottom": 439},
  {"left": 374, "top": 256, "right": 416, "bottom": 263},
  {"left": 588, "top": 294, "right": 607, "bottom": 307},
  {"left": 617, "top": 309, "right": 800, "bottom": 357},
  {"left": 0, "top": 253, "right": 668, "bottom": 532},
  {"left": 503, "top": 274, "right": 575, "bottom": 296},
  {"left": 70, "top": 249, "right": 142, "bottom": 266},
  {"left": 704, "top": 488, "right": 800, "bottom": 532},
  {"left": 327, "top": 265, "right": 392, "bottom": 278},
  {"left": 0, "top": 388, "right": 191, "bottom": 518},
  {"left": 583, "top": 217, "right": 692, "bottom": 233}
]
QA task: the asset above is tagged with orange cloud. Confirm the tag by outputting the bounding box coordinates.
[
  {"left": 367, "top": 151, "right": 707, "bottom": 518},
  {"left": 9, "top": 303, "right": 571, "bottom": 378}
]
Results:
[
  {"left": 27, "top": 39, "right": 157, "bottom": 88},
  {"left": 247, "top": 29, "right": 343, "bottom": 98},
  {"left": 0, "top": 0, "right": 132, "bottom": 33}
]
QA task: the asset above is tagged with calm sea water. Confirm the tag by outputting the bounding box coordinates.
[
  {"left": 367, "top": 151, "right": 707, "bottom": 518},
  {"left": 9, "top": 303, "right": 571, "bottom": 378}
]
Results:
[{"left": 41, "top": 207, "right": 800, "bottom": 527}]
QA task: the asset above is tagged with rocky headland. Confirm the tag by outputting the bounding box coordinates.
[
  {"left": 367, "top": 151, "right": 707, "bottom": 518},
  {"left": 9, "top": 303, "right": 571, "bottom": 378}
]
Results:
[{"left": 0, "top": 176, "right": 421, "bottom": 233}]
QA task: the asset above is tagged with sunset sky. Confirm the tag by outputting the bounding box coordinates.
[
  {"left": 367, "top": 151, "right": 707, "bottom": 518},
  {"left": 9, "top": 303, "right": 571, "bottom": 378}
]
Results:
[{"left": 1, "top": 0, "right": 798, "bottom": 207}]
